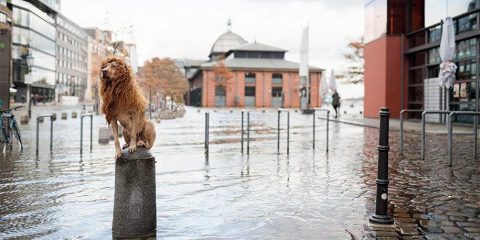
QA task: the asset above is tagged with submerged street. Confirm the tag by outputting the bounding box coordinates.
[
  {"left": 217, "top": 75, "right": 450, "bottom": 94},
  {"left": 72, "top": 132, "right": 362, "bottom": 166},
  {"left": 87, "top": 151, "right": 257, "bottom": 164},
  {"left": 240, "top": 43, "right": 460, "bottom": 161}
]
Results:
[{"left": 0, "top": 105, "right": 478, "bottom": 239}]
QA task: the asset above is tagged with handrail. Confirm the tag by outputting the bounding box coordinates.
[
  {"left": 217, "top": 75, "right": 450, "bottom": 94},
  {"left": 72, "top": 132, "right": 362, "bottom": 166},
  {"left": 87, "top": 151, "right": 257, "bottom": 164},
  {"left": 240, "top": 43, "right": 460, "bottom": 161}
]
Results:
[
  {"left": 448, "top": 111, "right": 480, "bottom": 166},
  {"left": 36, "top": 114, "right": 54, "bottom": 156},
  {"left": 399, "top": 109, "right": 424, "bottom": 156},
  {"left": 80, "top": 113, "right": 93, "bottom": 155},
  {"left": 240, "top": 110, "right": 250, "bottom": 154},
  {"left": 421, "top": 110, "right": 451, "bottom": 160},
  {"left": 277, "top": 108, "right": 290, "bottom": 155},
  {"left": 312, "top": 108, "right": 330, "bottom": 152}
]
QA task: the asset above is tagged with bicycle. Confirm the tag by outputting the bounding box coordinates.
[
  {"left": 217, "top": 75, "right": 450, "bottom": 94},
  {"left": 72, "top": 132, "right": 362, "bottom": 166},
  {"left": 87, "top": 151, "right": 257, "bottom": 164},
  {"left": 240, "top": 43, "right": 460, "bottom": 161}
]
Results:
[{"left": 0, "top": 106, "right": 23, "bottom": 150}]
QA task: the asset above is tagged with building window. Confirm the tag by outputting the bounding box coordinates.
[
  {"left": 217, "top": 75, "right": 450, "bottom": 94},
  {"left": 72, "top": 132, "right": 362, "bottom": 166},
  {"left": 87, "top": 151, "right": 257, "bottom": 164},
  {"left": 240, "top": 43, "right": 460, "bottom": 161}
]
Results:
[
  {"left": 245, "top": 86, "right": 255, "bottom": 96},
  {"left": 272, "top": 87, "right": 282, "bottom": 97},
  {"left": 245, "top": 72, "right": 255, "bottom": 84},
  {"left": 272, "top": 73, "right": 282, "bottom": 85}
]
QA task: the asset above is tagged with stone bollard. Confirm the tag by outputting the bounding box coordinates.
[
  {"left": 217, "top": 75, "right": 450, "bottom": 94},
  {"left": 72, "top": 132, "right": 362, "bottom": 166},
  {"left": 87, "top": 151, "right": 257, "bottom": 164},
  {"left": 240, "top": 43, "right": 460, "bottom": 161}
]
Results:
[
  {"left": 61, "top": 112, "right": 67, "bottom": 120},
  {"left": 20, "top": 114, "right": 29, "bottom": 125},
  {"left": 72, "top": 112, "right": 77, "bottom": 118},
  {"left": 51, "top": 113, "right": 57, "bottom": 121},
  {"left": 112, "top": 148, "right": 156, "bottom": 238},
  {"left": 98, "top": 127, "right": 110, "bottom": 144}
]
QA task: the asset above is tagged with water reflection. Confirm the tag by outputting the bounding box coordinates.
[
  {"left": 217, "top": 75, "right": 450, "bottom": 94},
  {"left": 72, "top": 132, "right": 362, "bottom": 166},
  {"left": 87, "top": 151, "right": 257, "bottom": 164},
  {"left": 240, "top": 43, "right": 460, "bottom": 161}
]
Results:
[{"left": 1, "top": 106, "right": 478, "bottom": 238}]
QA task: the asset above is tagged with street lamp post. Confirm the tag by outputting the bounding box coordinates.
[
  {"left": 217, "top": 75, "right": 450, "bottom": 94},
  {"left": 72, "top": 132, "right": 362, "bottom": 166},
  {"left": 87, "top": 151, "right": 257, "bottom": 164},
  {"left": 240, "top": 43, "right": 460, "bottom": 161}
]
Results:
[{"left": 26, "top": 54, "right": 34, "bottom": 119}]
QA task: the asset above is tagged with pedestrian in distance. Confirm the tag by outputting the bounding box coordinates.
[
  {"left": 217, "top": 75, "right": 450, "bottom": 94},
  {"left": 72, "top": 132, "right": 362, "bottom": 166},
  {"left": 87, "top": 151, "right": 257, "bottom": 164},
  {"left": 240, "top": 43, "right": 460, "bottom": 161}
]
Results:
[{"left": 332, "top": 90, "right": 341, "bottom": 118}]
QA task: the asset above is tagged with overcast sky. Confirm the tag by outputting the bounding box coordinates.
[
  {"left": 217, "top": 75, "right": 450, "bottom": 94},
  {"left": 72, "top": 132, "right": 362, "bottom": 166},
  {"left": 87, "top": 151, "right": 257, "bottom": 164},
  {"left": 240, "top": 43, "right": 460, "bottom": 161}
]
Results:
[{"left": 61, "top": 0, "right": 364, "bottom": 71}]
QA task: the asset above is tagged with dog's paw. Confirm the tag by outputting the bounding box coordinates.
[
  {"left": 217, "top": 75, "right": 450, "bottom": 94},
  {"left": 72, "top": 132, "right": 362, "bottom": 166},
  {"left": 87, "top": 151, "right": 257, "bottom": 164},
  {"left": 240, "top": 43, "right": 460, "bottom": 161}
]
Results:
[
  {"left": 128, "top": 144, "right": 137, "bottom": 153},
  {"left": 115, "top": 150, "right": 122, "bottom": 160},
  {"left": 136, "top": 140, "right": 146, "bottom": 148},
  {"left": 122, "top": 143, "right": 129, "bottom": 149}
]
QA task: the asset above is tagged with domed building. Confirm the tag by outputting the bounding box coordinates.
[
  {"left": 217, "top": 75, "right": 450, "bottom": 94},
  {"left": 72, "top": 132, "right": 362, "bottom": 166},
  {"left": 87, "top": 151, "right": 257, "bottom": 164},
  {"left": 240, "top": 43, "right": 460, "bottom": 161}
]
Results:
[{"left": 185, "top": 21, "right": 324, "bottom": 108}]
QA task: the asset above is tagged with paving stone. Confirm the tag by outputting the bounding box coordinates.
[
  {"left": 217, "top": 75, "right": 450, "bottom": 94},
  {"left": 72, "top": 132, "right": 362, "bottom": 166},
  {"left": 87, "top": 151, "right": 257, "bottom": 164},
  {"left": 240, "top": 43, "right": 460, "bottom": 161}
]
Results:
[
  {"left": 448, "top": 215, "right": 468, "bottom": 222},
  {"left": 399, "top": 226, "right": 418, "bottom": 235},
  {"left": 463, "top": 232, "right": 480, "bottom": 240},
  {"left": 413, "top": 213, "right": 429, "bottom": 220},
  {"left": 456, "top": 221, "right": 479, "bottom": 227},
  {"left": 422, "top": 220, "right": 440, "bottom": 228},
  {"left": 424, "top": 234, "right": 449, "bottom": 240},
  {"left": 465, "top": 228, "right": 480, "bottom": 233},
  {"left": 420, "top": 226, "right": 444, "bottom": 234},
  {"left": 441, "top": 226, "right": 463, "bottom": 234},
  {"left": 374, "top": 231, "right": 399, "bottom": 237}
]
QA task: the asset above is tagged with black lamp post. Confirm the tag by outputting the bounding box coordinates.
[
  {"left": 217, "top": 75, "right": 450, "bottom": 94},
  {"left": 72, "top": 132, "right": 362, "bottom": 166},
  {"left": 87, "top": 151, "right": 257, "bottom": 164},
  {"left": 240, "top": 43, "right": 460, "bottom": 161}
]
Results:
[{"left": 26, "top": 54, "right": 34, "bottom": 119}]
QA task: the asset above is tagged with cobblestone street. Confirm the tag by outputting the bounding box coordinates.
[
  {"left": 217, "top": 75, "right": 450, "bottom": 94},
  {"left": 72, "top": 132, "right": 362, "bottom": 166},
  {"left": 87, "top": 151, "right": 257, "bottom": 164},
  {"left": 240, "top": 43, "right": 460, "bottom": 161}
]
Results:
[{"left": 0, "top": 106, "right": 479, "bottom": 239}]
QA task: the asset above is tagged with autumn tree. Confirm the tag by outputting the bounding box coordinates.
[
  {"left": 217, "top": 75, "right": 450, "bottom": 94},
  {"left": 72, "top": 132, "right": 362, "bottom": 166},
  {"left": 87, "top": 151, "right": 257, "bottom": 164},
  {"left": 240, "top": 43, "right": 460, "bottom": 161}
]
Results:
[
  {"left": 138, "top": 57, "right": 188, "bottom": 106},
  {"left": 343, "top": 37, "right": 364, "bottom": 84},
  {"left": 213, "top": 59, "right": 233, "bottom": 87}
]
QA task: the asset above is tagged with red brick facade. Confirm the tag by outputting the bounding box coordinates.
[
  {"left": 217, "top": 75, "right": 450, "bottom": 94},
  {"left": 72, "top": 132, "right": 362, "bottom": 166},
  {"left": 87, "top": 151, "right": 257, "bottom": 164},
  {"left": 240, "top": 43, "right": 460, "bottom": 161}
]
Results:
[{"left": 197, "top": 69, "right": 322, "bottom": 108}]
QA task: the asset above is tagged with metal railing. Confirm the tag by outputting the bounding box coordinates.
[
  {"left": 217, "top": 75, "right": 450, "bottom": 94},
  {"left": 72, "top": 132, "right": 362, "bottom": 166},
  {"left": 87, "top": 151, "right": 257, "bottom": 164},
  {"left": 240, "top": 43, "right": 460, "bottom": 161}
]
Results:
[
  {"left": 80, "top": 113, "right": 93, "bottom": 155},
  {"left": 241, "top": 110, "right": 250, "bottom": 154},
  {"left": 312, "top": 108, "right": 329, "bottom": 152},
  {"left": 36, "top": 114, "right": 54, "bottom": 156},
  {"left": 277, "top": 108, "right": 290, "bottom": 155},
  {"left": 448, "top": 111, "right": 480, "bottom": 166},
  {"left": 421, "top": 110, "right": 451, "bottom": 160},
  {"left": 399, "top": 109, "right": 424, "bottom": 156},
  {"left": 205, "top": 112, "right": 209, "bottom": 157}
]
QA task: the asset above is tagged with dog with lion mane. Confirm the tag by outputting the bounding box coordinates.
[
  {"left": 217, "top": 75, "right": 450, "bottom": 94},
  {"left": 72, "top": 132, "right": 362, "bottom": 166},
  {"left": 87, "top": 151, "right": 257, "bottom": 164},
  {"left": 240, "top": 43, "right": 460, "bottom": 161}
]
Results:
[{"left": 99, "top": 56, "right": 156, "bottom": 159}]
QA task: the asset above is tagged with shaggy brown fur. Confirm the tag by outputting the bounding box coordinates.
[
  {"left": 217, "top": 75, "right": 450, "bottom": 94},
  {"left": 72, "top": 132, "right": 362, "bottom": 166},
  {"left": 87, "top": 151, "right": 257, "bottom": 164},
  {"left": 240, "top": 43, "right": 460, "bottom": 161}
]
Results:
[{"left": 99, "top": 56, "right": 156, "bottom": 159}]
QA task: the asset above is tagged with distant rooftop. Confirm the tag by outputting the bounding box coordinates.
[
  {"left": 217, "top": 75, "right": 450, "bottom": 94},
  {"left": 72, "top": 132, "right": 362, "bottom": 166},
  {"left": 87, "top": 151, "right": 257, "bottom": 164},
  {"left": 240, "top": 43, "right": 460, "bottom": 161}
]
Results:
[
  {"left": 230, "top": 42, "right": 287, "bottom": 52},
  {"left": 201, "top": 58, "right": 323, "bottom": 72}
]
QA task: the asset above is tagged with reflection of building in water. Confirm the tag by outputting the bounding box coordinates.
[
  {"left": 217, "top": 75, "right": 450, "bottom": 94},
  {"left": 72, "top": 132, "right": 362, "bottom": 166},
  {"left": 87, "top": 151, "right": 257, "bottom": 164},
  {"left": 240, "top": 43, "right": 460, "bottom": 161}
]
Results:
[
  {"left": 182, "top": 20, "right": 324, "bottom": 108},
  {"left": 364, "top": 0, "right": 480, "bottom": 123}
]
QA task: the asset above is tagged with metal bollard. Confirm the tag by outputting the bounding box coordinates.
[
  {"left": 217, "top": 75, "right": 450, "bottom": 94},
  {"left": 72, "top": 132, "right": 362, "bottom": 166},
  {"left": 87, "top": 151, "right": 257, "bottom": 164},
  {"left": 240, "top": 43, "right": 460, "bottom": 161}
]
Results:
[
  {"left": 277, "top": 109, "right": 283, "bottom": 154},
  {"left": 80, "top": 113, "right": 93, "bottom": 155},
  {"left": 36, "top": 114, "right": 54, "bottom": 156},
  {"left": 205, "top": 112, "right": 209, "bottom": 157},
  {"left": 287, "top": 111, "right": 290, "bottom": 155},
  {"left": 247, "top": 112, "right": 250, "bottom": 155},
  {"left": 312, "top": 109, "right": 330, "bottom": 152},
  {"left": 241, "top": 111, "right": 244, "bottom": 153},
  {"left": 112, "top": 148, "right": 156, "bottom": 238},
  {"left": 369, "top": 107, "right": 393, "bottom": 224},
  {"left": 277, "top": 109, "right": 290, "bottom": 155}
]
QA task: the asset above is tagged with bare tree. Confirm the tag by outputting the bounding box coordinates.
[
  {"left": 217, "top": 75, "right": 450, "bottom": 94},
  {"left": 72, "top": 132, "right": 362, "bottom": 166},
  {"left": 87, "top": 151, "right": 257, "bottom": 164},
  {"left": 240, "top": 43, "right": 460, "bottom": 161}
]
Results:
[{"left": 343, "top": 37, "right": 364, "bottom": 84}]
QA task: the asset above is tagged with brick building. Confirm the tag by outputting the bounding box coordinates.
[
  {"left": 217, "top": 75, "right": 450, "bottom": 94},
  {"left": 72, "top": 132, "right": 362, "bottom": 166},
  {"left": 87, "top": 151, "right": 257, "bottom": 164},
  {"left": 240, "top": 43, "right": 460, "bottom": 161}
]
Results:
[
  {"left": 186, "top": 27, "right": 324, "bottom": 108},
  {"left": 364, "top": 0, "right": 479, "bottom": 122}
]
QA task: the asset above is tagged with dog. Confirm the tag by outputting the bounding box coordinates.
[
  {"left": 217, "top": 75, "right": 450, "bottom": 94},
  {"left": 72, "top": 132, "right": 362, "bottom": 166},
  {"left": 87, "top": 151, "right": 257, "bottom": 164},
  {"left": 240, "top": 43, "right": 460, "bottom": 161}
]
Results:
[{"left": 99, "top": 56, "right": 156, "bottom": 159}]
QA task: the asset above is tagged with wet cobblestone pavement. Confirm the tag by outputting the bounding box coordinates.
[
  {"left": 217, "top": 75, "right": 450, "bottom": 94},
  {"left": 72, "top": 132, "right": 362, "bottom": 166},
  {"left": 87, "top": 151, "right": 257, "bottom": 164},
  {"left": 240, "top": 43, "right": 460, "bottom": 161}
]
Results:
[{"left": 0, "top": 106, "right": 479, "bottom": 239}]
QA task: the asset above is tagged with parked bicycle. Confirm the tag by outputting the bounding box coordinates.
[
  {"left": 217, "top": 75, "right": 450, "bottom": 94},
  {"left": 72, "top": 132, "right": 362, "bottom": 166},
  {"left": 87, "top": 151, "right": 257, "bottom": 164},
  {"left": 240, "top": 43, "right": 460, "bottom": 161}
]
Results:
[{"left": 0, "top": 106, "right": 23, "bottom": 149}]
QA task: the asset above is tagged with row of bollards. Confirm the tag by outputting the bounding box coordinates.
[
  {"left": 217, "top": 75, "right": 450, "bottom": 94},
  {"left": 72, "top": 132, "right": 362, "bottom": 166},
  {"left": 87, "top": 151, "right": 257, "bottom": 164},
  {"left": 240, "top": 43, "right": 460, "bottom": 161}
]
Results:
[{"left": 203, "top": 108, "right": 331, "bottom": 156}]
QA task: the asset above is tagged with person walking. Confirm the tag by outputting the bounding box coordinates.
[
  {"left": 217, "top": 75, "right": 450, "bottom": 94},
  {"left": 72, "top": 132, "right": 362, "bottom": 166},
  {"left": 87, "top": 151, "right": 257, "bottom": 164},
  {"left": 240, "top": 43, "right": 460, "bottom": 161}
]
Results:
[{"left": 332, "top": 90, "right": 341, "bottom": 118}]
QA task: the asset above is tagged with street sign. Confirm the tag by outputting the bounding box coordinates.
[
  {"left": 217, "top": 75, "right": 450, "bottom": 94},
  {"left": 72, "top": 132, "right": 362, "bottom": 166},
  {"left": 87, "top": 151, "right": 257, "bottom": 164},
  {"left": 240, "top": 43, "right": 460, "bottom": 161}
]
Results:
[{"left": 24, "top": 74, "right": 32, "bottom": 84}]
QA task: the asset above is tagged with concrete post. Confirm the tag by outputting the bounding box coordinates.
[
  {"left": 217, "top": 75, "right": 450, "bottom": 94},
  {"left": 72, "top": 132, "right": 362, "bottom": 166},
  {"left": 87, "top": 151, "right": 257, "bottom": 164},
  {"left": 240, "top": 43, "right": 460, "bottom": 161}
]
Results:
[{"left": 112, "top": 148, "right": 156, "bottom": 238}]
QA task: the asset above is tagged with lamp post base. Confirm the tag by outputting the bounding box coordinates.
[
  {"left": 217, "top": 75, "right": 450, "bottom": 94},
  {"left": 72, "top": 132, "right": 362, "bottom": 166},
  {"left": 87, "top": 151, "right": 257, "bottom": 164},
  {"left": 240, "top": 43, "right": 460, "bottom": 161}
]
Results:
[{"left": 369, "top": 214, "right": 393, "bottom": 224}]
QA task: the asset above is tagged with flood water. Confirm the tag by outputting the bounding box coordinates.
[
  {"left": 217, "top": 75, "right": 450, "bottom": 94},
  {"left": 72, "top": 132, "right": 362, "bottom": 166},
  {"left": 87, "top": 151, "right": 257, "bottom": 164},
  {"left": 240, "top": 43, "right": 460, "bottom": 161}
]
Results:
[{"left": 1, "top": 105, "right": 478, "bottom": 239}]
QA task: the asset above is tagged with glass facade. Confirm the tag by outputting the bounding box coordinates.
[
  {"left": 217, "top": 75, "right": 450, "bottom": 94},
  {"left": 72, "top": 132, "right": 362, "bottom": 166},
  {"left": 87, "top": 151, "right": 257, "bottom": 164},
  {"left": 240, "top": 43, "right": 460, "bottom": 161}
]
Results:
[
  {"left": 407, "top": 0, "right": 480, "bottom": 122},
  {"left": 10, "top": 0, "right": 57, "bottom": 102}
]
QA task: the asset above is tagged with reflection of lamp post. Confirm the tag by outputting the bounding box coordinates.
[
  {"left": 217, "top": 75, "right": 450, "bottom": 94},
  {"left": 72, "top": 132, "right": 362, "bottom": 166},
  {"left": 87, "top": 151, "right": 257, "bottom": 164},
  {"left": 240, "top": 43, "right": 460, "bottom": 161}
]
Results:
[{"left": 25, "top": 53, "right": 34, "bottom": 119}]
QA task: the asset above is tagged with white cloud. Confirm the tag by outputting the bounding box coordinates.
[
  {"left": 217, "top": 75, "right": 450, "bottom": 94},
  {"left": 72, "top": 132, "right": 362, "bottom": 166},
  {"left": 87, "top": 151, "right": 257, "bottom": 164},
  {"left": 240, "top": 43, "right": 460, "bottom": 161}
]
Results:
[{"left": 61, "top": 0, "right": 364, "bottom": 71}]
